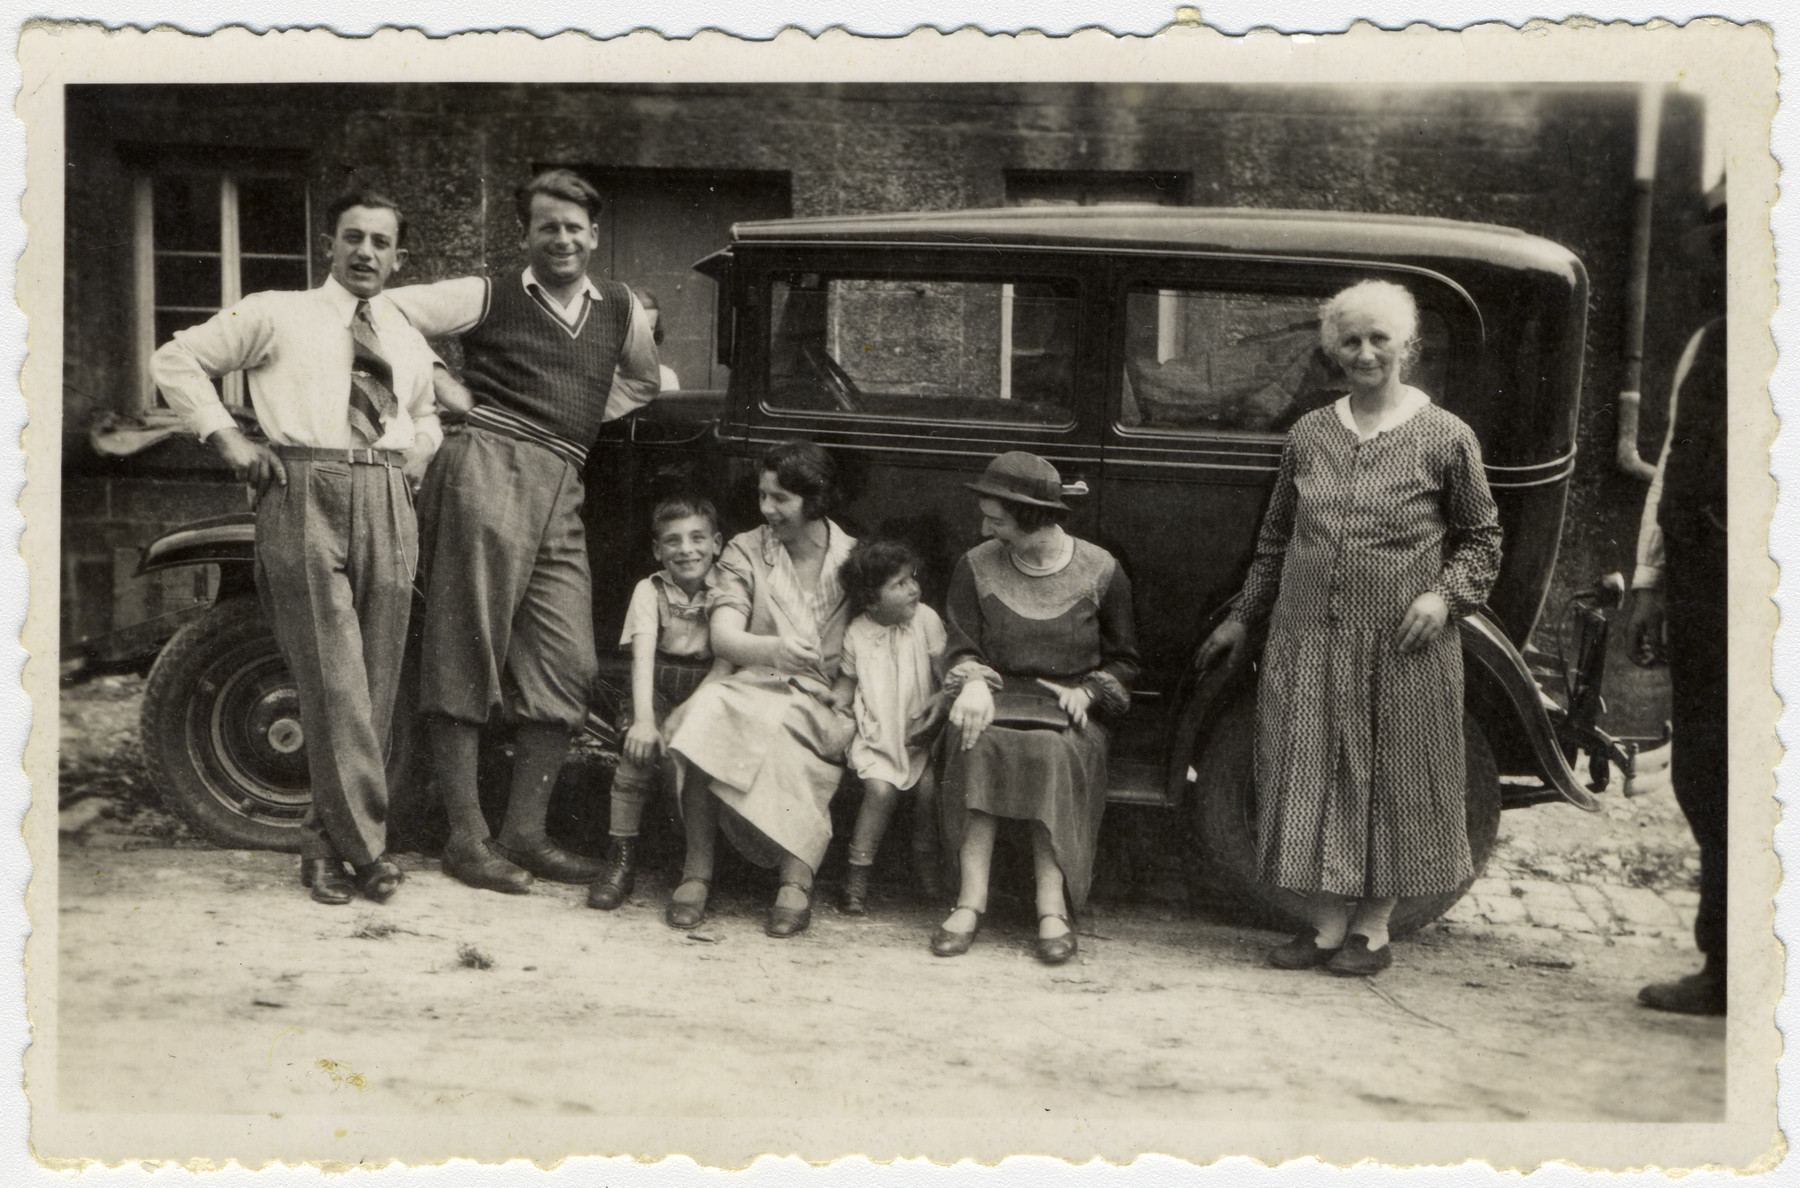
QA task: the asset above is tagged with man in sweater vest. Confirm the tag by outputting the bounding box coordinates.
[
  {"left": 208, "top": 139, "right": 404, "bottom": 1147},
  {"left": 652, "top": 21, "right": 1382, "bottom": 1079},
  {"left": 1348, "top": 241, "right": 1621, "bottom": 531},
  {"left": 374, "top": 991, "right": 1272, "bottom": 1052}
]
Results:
[{"left": 388, "top": 170, "right": 661, "bottom": 894}]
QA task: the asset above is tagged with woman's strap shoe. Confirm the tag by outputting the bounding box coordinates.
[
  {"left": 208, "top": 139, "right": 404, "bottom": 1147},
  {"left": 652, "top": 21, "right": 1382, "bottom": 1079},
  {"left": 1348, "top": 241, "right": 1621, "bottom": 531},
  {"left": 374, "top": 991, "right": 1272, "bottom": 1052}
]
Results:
[
  {"left": 929, "top": 907, "right": 983, "bottom": 957},
  {"left": 1035, "top": 913, "right": 1078, "bottom": 965},
  {"left": 1324, "top": 934, "right": 1393, "bottom": 977},
  {"left": 1268, "top": 926, "right": 1340, "bottom": 970},
  {"left": 301, "top": 857, "right": 355, "bottom": 906},
  {"left": 766, "top": 881, "right": 813, "bottom": 938},
  {"left": 664, "top": 878, "right": 711, "bottom": 930}
]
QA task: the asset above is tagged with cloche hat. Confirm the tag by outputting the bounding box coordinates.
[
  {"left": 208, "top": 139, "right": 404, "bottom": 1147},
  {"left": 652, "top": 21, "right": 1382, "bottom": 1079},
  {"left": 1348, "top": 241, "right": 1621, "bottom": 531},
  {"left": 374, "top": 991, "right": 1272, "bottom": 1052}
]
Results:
[{"left": 964, "top": 451, "right": 1074, "bottom": 510}]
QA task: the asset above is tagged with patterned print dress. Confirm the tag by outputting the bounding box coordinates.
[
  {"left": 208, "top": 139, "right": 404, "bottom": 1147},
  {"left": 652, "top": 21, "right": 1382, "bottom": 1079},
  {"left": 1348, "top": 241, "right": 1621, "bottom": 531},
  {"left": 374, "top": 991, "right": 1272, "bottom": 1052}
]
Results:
[{"left": 1227, "top": 391, "right": 1501, "bottom": 898}]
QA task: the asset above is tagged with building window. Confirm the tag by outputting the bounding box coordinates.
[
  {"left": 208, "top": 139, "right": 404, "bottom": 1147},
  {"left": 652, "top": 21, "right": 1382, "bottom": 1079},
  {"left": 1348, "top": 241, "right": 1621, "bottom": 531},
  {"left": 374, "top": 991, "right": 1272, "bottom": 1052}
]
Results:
[
  {"left": 1004, "top": 170, "right": 1189, "bottom": 207},
  {"left": 132, "top": 166, "right": 311, "bottom": 409}
]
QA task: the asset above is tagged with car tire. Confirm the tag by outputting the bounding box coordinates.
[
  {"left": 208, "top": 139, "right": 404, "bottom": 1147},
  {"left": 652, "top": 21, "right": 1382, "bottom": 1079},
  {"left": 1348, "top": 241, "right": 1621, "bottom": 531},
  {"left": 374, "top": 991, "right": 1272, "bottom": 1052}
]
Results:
[
  {"left": 1189, "top": 692, "right": 1502, "bottom": 937},
  {"left": 140, "top": 596, "right": 426, "bottom": 853}
]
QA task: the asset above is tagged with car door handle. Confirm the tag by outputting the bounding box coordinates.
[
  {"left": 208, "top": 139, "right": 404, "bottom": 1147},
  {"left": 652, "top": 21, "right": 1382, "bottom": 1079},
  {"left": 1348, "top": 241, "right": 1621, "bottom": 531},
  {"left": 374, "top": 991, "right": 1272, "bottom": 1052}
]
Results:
[{"left": 1062, "top": 479, "right": 1090, "bottom": 497}]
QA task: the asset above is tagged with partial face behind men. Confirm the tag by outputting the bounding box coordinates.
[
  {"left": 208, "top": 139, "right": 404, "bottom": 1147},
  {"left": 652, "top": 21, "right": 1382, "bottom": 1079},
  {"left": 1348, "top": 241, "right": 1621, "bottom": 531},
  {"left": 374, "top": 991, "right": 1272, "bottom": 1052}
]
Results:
[
  {"left": 524, "top": 192, "right": 600, "bottom": 290},
  {"left": 322, "top": 204, "right": 406, "bottom": 300}
]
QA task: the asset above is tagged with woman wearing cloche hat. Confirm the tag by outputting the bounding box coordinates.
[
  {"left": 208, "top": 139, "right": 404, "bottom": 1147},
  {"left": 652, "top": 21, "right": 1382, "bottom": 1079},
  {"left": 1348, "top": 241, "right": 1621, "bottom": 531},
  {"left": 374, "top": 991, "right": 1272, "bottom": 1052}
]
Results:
[{"left": 926, "top": 452, "right": 1140, "bottom": 964}]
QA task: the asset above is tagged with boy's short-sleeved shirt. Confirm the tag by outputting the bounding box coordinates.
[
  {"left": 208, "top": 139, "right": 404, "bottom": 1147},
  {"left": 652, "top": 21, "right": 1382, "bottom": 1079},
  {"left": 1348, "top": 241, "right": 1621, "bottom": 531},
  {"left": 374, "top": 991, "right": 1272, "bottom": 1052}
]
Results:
[{"left": 620, "top": 570, "right": 712, "bottom": 659}]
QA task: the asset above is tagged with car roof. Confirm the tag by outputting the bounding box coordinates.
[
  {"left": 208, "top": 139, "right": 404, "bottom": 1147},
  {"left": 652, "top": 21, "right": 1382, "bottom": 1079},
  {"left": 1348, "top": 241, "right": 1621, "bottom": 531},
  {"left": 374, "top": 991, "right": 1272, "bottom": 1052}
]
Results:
[{"left": 727, "top": 205, "right": 1582, "bottom": 280}]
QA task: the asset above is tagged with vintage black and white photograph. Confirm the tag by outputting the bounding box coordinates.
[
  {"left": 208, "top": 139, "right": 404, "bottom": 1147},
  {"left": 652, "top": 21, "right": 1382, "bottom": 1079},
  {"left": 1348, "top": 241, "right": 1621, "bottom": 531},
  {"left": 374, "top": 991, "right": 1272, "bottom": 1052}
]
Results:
[{"left": 20, "top": 19, "right": 1781, "bottom": 1170}]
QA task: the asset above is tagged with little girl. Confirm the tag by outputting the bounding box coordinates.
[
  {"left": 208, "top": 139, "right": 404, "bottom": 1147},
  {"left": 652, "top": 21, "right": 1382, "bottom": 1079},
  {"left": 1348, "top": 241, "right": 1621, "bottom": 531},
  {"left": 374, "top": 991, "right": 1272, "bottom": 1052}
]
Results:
[{"left": 831, "top": 539, "right": 947, "bottom": 914}]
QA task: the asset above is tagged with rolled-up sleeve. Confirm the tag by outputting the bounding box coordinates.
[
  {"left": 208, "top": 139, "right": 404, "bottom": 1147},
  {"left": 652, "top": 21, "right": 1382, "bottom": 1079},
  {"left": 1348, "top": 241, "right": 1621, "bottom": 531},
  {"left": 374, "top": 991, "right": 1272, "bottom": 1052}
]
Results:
[
  {"left": 383, "top": 277, "right": 489, "bottom": 338},
  {"left": 603, "top": 293, "right": 663, "bottom": 422},
  {"left": 705, "top": 536, "right": 758, "bottom": 621},
  {"left": 150, "top": 295, "right": 278, "bottom": 441}
]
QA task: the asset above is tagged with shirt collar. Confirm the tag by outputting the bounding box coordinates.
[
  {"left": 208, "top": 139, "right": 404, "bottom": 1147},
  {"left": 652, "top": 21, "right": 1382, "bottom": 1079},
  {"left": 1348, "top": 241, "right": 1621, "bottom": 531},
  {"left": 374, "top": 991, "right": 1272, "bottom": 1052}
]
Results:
[
  {"left": 318, "top": 274, "right": 366, "bottom": 327},
  {"left": 521, "top": 266, "right": 602, "bottom": 311},
  {"left": 1335, "top": 386, "right": 1430, "bottom": 442},
  {"left": 651, "top": 569, "right": 708, "bottom": 604}
]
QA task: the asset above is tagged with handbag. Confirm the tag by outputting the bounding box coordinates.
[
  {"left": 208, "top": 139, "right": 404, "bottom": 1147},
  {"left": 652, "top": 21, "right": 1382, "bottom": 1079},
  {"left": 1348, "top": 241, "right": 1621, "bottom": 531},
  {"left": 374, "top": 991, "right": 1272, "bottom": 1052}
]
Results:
[{"left": 989, "top": 688, "right": 1071, "bottom": 731}]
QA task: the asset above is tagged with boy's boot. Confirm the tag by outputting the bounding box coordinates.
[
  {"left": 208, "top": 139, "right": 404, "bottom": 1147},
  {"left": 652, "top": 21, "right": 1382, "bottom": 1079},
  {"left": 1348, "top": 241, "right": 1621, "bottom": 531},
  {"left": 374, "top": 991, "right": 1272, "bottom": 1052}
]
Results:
[
  {"left": 911, "top": 839, "right": 944, "bottom": 902},
  {"left": 587, "top": 836, "right": 638, "bottom": 910}
]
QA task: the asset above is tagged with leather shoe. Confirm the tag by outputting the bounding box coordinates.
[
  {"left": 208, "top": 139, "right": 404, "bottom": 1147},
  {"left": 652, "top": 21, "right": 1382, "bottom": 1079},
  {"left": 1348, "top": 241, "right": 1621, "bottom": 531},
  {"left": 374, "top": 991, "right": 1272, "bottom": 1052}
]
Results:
[
  {"left": 1035, "top": 912, "right": 1078, "bottom": 965},
  {"left": 766, "top": 881, "right": 813, "bottom": 938},
  {"left": 1638, "top": 963, "right": 1725, "bottom": 1016},
  {"left": 489, "top": 838, "right": 605, "bottom": 884},
  {"left": 1268, "top": 926, "right": 1340, "bottom": 970},
  {"left": 1324, "top": 934, "right": 1393, "bottom": 977},
  {"left": 665, "top": 877, "right": 711, "bottom": 930},
  {"left": 301, "top": 857, "right": 355, "bottom": 905},
  {"left": 586, "top": 836, "right": 638, "bottom": 910},
  {"left": 355, "top": 856, "right": 404, "bottom": 904},
  {"left": 442, "top": 838, "right": 534, "bottom": 894},
  {"left": 929, "top": 906, "right": 983, "bottom": 957}
]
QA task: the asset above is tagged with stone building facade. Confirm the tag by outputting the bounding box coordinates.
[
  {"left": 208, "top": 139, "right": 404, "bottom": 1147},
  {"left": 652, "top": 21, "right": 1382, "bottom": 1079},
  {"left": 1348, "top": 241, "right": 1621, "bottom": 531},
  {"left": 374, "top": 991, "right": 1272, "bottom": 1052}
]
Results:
[{"left": 60, "top": 82, "right": 1711, "bottom": 704}]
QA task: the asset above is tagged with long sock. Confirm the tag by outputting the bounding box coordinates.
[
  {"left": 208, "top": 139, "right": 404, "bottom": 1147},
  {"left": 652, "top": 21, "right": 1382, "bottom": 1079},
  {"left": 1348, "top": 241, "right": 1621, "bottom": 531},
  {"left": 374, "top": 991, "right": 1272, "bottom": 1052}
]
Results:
[
  {"left": 608, "top": 765, "right": 655, "bottom": 838},
  {"left": 428, "top": 716, "right": 487, "bottom": 843},
  {"left": 1309, "top": 892, "right": 1352, "bottom": 948},
  {"left": 497, "top": 723, "right": 570, "bottom": 849},
  {"left": 1349, "top": 896, "right": 1398, "bottom": 950}
]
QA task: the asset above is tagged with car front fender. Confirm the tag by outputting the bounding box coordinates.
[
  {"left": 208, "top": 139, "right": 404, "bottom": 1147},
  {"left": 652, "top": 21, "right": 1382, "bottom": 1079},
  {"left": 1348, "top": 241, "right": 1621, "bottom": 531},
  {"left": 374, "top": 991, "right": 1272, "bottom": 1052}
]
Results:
[{"left": 137, "top": 512, "right": 257, "bottom": 594}]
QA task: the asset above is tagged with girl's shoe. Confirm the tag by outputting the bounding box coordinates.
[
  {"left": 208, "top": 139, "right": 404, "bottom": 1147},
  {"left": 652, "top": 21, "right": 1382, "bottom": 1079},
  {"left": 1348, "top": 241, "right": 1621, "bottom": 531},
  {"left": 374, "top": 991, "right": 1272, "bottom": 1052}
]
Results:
[
  {"left": 911, "top": 846, "right": 944, "bottom": 902},
  {"left": 1035, "top": 913, "right": 1078, "bottom": 965},
  {"left": 766, "top": 881, "right": 813, "bottom": 938},
  {"left": 1324, "top": 935, "right": 1393, "bottom": 977},
  {"left": 664, "top": 877, "right": 710, "bottom": 930},
  {"left": 1267, "top": 926, "right": 1341, "bottom": 970},
  {"left": 930, "top": 906, "right": 983, "bottom": 957},
  {"left": 586, "top": 836, "right": 637, "bottom": 910},
  {"left": 839, "top": 864, "right": 872, "bottom": 915}
]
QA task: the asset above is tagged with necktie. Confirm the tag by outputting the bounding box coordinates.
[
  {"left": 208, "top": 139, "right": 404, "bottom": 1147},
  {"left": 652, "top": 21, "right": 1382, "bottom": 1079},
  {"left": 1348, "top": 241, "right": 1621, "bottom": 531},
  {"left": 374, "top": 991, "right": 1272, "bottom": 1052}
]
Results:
[{"left": 348, "top": 300, "right": 399, "bottom": 445}]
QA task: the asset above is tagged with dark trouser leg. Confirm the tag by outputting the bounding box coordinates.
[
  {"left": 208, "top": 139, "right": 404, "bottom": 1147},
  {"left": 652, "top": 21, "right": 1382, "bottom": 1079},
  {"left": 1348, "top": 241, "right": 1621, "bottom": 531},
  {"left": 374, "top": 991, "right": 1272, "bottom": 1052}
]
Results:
[
  {"left": 498, "top": 723, "right": 570, "bottom": 849},
  {"left": 1666, "top": 532, "right": 1728, "bottom": 963},
  {"left": 256, "top": 462, "right": 413, "bottom": 868}
]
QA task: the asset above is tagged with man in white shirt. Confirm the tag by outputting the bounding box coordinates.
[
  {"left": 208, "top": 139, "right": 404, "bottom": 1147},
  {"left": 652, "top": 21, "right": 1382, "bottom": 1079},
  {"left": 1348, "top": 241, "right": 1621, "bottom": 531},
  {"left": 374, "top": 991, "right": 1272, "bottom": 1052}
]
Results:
[{"left": 152, "top": 190, "right": 441, "bottom": 906}]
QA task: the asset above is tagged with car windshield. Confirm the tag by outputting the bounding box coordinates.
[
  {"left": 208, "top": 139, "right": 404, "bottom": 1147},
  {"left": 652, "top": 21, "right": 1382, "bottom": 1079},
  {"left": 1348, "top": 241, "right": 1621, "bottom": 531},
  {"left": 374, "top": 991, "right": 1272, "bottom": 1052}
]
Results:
[{"left": 765, "top": 272, "right": 1079, "bottom": 425}]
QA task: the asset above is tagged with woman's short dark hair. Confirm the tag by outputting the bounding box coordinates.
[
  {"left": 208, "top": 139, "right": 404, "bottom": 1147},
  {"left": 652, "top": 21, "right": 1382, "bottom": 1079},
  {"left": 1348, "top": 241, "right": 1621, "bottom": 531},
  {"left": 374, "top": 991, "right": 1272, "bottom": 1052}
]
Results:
[
  {"left": 324, "top": 189, "right": 408, "bottom": 247},
  {"left": 996, "top": 498, "right": 1066, "bottom": 534},
  {"left": 841, "top": 539, "right": 921, "bottom": 618},
  {"left": 761, "top": 440, "right": 836, "bottom": 521},
  {"left": 514, "top": 169, "right": 603, "bottom": 228}
]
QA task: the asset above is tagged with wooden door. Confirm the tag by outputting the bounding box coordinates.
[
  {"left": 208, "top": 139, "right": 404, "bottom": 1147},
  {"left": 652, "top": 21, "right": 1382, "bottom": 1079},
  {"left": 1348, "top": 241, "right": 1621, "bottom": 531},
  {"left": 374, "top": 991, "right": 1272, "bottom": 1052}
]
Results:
[{"left": 585, "top": 169, "right": 790, "bottom": 391}]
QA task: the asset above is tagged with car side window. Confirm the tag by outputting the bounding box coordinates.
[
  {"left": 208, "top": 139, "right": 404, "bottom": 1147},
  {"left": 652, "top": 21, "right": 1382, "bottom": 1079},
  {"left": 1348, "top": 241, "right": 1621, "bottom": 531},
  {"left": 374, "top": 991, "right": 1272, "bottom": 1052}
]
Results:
[
  {"left": 1119, "top": 286, "right": 1449, "bottom": 435},
  {"left": 766, "top": 274, "right": 1077, "bottom": 426}
]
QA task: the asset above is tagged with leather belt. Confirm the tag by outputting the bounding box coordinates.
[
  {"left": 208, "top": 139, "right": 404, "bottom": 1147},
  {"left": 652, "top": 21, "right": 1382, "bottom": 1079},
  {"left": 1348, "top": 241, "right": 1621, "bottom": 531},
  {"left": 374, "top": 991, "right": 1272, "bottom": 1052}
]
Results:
[{"left": 273, "top": 444, "right": 407, "bottom": 466}]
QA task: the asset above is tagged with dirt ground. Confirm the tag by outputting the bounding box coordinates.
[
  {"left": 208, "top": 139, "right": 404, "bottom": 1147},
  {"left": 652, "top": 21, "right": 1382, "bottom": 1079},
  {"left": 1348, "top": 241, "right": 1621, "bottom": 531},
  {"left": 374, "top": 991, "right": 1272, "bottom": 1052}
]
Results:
[{"left": 50, "top": 675, "right": 1723, "bottom": 1131}]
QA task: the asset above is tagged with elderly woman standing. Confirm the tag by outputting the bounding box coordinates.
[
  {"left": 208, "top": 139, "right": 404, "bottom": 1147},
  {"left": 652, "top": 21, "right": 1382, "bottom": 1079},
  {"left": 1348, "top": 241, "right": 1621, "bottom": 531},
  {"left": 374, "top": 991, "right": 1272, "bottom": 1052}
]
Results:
[
  {"left": 663, "top": 441, "right": 857, "bottom": 938},
  {"left": 931, "top": 453, "right": 1139, "bottom": 965},
  {"left": 1199, "top": 279, "right": 1502, "bottom": 977}
]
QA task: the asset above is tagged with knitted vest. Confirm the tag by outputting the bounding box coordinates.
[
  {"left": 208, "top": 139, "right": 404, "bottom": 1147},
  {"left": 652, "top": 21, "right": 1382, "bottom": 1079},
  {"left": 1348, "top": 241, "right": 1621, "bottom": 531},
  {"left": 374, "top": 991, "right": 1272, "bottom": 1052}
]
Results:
[{"left": 461, "top": 274, "right": 633, "bottom": 452}]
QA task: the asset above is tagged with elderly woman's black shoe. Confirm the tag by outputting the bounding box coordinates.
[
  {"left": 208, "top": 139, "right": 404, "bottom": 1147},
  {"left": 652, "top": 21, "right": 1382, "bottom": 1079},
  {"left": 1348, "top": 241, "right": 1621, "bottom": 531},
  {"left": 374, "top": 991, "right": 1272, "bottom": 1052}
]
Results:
[
  {"left": 766, "top": 881, "right": 813, "bottom": 938},
  {"left": 930, "top": 906, "right": 983, "bottom": 956},
  {"left": 1035, "top": 913, "right": 1078, "bottom": 965}
]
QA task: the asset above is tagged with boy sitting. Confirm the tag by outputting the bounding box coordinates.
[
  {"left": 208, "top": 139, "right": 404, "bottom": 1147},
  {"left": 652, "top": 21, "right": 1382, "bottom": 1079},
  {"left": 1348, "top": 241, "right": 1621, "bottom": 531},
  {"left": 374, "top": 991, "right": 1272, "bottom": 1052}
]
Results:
[{"left": 589, "top": 496, "right": 729, "bottom": 909}]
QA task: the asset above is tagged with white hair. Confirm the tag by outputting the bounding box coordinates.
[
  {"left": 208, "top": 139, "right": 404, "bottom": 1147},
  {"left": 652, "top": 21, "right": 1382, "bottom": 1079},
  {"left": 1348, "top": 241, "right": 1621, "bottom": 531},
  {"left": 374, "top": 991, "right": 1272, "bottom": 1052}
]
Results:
[{"left": 1318, "top": 280, "right": 1421, "bottom": 374}]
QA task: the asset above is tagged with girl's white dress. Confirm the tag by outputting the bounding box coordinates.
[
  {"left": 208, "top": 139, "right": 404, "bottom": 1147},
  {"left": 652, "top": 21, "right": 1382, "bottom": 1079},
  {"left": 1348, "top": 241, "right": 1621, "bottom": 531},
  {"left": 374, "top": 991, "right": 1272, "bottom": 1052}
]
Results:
[{"left": 841, "top": 604, "right": 946, "bottom": 790}]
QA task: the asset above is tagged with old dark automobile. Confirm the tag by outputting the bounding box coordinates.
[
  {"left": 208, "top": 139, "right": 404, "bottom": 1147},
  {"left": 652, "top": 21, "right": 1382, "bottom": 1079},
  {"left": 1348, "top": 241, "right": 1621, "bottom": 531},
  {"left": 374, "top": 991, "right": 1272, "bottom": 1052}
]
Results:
[{"left": 118, "top": 206, "right": 1630, "bottom": 932}]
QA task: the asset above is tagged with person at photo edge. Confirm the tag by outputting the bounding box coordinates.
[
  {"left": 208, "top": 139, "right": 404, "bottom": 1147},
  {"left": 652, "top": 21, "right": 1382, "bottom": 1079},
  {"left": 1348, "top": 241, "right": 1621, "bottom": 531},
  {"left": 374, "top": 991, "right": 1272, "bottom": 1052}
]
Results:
[
  {"left": 1198, "top": 279, "right": 1502, "bottom": 978},
  {"left": 928, "top": 451, "right": 1140, "bottom": 966},
  {"left": 1629, "top": 182, "right": 1727, "bottom": 1016},
  {"left": 632, "top": 288, "right": 682, "bottom": 392},
  {"left": 661, "top": 441, "right": 858, "bottom": 939},
  {"left": 384, "top": 169, "right": 661, "bottom": 895},
  {"left": 150, "top": 189, "right": 442, "bottom": 906}
]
